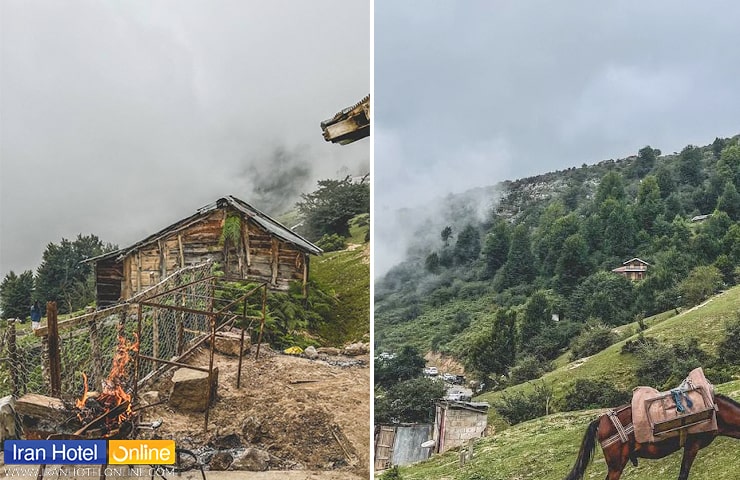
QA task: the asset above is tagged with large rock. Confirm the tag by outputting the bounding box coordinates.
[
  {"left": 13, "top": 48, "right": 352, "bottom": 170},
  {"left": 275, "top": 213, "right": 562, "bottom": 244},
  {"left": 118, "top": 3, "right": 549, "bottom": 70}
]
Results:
[
  {"left": 209, "top": 451, "right": 233, "bottom": 470},
  {"left": 317, "top": 347, "right": 341, "bottom": 356},
  {"left": 231, "top": 447, "right": 270, "bottom": 471},
  {"left": 169, "top": 367, "right": 218, "bottom": 412},
  {"left": 304, "top": 346, "right": 319, "bottom": 359},
  {"left": 0, "top": 396, "right": 17, "bottom": 443},
  {"left": 209, "top": 331, "right": 251, "bottom": 357},
  {"left": 341, "top": 342, "right": 369, "bottom": 356}
]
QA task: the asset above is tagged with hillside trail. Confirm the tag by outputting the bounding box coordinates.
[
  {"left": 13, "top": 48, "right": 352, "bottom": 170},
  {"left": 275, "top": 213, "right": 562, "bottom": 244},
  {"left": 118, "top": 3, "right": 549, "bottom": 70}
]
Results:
[{"left": 139, "top": 345, "right": 370, "bottom": 478}]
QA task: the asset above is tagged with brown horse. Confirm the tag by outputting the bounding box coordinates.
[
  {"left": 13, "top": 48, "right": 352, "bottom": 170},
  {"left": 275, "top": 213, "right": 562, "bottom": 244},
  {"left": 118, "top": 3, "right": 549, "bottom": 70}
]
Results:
[{"left": 565, "top": 394, "right": 740, "bottom": 480}]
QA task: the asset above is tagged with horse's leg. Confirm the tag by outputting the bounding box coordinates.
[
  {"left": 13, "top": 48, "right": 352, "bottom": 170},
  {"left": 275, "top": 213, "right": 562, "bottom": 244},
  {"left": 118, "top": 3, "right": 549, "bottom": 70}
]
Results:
[
  {"left": 605, "top": 444, "right": 630, "bottom": 480},
  {"left": 677, "top": 438, "right": 701, "bottom": 480}
]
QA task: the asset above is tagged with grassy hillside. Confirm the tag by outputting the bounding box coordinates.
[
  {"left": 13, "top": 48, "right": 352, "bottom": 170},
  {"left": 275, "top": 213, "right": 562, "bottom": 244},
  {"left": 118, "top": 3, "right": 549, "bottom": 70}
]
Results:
[
  {"left": 310, "top": 216, "right": 370, "bottom": 345},
  {"left": 395, "top": 380, "right": 740, "bottom": 480},
  {"left": 476, "top": 285, "right": 740, "bottom": 426}
]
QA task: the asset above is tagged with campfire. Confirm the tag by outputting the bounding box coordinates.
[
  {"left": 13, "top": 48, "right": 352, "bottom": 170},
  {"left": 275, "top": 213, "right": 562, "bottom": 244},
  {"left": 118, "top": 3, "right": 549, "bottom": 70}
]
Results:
[{"left": 74, "top": 333, "right": 140, "bottom": 437}]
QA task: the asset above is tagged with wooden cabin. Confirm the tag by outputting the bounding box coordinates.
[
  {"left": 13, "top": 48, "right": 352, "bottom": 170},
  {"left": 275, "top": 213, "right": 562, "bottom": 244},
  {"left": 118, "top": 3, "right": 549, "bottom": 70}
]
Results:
[
  {"left": 611, "top": 257, "right": 650, "bottom": 281},
  {"left": 320, "top": 95, "right": 370, "bottom": 145},
  {"left": 89, "top": 196, "right": 322, "bottom": 307}
]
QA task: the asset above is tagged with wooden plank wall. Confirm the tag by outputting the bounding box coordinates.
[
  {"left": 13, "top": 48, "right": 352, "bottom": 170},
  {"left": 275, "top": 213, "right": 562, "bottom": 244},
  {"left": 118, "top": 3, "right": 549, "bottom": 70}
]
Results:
[{"left": 95, "top": 258, "right": 124, "bottom": 307}]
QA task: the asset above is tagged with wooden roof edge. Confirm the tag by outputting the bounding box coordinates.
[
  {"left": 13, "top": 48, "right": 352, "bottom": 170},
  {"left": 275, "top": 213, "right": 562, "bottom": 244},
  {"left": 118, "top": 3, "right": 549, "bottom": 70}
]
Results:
[{"left": 85, "top": 196, "right": 322, "bottom": 264}]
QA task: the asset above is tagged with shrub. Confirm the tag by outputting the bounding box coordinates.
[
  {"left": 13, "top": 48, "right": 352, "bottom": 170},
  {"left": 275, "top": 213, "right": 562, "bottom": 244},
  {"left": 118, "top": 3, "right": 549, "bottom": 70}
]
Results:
[
  {"left": 634, "top": 338, "right": 711, "bottom": 389},
  {"left": 316, "top": 233, "right": 346, "bottom": 252},
  {"left": 492, "top": 382, "right": 553, "bottom": 425},
  {"left": 380, "top": 466, "right": 402, "bottom": 480},
  {"left": 563, "top": 379, "right": 630, "bottom": 411},
  {"left": 621, "top": 333, "right": 659, "bottom": 354},
  {"left": 523, "top": 320, "right": 582, "bottom": 360},
  {"left": 569, "top": 323, "right": 618, "bottom": 360},
  {"left": 718, "top": 312, "right": 740, "bottom": 364},
  {"left": 509, "top": 355, "right": 551, "bottom": 385}
]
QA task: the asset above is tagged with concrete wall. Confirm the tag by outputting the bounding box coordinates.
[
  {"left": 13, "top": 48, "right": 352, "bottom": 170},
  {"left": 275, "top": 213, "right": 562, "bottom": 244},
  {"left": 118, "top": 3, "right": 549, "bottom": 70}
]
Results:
[{"left": 437, "top": 406, "right": 487, "bottom": 453}]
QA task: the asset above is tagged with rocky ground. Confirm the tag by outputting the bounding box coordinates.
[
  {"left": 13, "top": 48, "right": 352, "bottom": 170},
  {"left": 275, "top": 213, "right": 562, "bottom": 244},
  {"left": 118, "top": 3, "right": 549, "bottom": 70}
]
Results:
[{"left": 136, "top": 343, "right": 370, "bottom": 478}]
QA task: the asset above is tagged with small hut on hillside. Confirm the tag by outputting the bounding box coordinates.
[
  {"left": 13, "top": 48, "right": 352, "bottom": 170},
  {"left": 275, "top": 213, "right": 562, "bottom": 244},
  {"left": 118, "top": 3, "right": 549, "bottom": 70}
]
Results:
[
  {"left": 611, "top": 257, "right": 650, "bottom": 281},
  {"left": 88, "top": 196, "right": 321, "bottom": 307}
]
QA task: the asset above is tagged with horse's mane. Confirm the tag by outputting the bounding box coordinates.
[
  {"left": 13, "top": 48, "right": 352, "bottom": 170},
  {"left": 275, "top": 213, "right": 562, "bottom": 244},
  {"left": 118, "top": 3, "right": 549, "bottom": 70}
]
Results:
[{"left": 716, "top": 393, "right": 740, "bottom": 408}]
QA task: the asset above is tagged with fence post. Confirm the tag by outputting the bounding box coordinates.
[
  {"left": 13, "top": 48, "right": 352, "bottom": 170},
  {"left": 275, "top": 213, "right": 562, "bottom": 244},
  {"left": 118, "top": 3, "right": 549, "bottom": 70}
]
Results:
[
  {"left": 46, "top": 302, "right": 62, "bottom": 397},
  {"left": 7, "top": 319, "right": 19, "bottom": 396}
]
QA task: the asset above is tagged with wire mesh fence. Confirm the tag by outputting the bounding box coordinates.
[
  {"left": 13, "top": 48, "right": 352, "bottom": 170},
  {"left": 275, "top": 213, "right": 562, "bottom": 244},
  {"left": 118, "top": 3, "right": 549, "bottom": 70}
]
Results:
[{"left": 0, "top": 262, "right": 240, "bottom": 402}]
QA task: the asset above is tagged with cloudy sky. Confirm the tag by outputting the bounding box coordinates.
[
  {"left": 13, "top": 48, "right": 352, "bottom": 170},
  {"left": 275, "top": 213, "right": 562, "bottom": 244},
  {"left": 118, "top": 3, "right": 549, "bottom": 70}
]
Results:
[
  {"left": 375, "top": 0, "right": 740, "bottom": 275},
  {"left": 0, "top": 0, "right": 369, "bottom": 278}
]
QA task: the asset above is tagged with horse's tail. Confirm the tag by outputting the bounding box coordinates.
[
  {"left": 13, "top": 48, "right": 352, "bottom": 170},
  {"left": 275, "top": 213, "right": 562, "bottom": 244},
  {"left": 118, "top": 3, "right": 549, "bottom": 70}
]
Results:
[{"left": 564, "top": 417, "right": 600, "bottom": 480}]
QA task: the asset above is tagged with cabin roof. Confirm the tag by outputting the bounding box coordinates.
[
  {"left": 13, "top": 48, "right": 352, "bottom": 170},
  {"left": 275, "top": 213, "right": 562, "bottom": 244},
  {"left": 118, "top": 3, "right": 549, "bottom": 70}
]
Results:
[
  {"left": 87, "top": 195, "right": 321, "bottom": 263},
  {"left": 621, "top": 257, "right": 650, "bottom": 266},
  {"left": 320, "top": 95, "right": 370, "bottom": 145}
]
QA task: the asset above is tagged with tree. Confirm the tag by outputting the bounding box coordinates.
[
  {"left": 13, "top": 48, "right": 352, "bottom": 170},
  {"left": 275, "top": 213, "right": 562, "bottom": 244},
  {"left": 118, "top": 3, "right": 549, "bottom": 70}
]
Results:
[
  {"left": 0, "top": 270, "right": 34, "bottom": 319},
  {"left": 555, "top": 234, "right": 592, "bottom": 294},
  {"left": 569, "top": 272, "right": 635, "bottom": 325},
  {"left": 375, "top": 377, "right": 446, "bottom": 424},
  {"left": 481, "top": 220, "right": 510, "bottom": 279},
  {"left": 595, "top": 171, "right": 626, "bottom": 205},
  {"left": 716, "top": 182, "right": 740, "bottom": 221},
  {"left": 425, "top": 252, "right": 441, "bottom": 274},
  {"left": 35, "top": 234, "right": 115, "bottom": 313},
  {"left": 679, "top": 265, "right": 722, "bottom": 307},
  {"left": 678, "top": 145, "right": 703, "bottom": 185},
  {"left": 453, "top": 224, "right": 481, "bottom": 264},
  {"left": 497, "top": 225, "right": 536, "bottom": 289},
  {"left": 635, "top": 176, "right": 662, "bottom": 233},
  {"left": 520, "top": 290, "right": 550, "bottom": 344},
  {"left": 601, "top": 199, "right": 636, "bottom": 258},
  {"left": 465, "top": 309, "right": 516, "bottom": 381},
  {"left": 632, "top": 146, "right": 658, "bottom": 178},
  {"left": 712, "top": 137, "right": 727, "bottom": 159},
  {"left": 440, "top": 226, "right": 453, "bottom": 247},
  {"left": 375, "top": 345, "right": 426, "bottom": 389},
  {"left": 297, "top": 176, "right": 370, "bottom": 239}
]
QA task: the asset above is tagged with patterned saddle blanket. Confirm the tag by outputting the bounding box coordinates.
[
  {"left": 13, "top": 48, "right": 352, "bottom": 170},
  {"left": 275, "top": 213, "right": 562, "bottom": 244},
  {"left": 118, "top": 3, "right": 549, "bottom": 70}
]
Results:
[{"left": 632, "top": 367, "right": 718, "bottom": 444}]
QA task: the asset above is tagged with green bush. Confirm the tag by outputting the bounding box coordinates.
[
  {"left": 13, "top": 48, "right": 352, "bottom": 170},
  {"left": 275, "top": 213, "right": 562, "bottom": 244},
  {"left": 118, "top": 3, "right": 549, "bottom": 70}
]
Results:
[
  {"left": 380, "top": 466, "right": 403, "bottom": 480},
  {"left": 718, "top": 312, "right": 740, "bottom": 364},
  {"left": 621, "top": 333, "right": 659, "bottom": 354},
  {"left": 316, "top": 233, "right": 346, "bottom": 252},
  {"left": 569, "top": 323, "right": 618, "bottom": 360},
  {"left": 635, "top": 338, "right": 711, "bottom": 389},
  {"left": 509, "top": 355, "right": 551, "bottom": 385},
  {"left": 563, "top": 378, "right": 630, "bottom": 411},
  {"left": 492, "top": 382, "right": 553, "bottom": 425}
]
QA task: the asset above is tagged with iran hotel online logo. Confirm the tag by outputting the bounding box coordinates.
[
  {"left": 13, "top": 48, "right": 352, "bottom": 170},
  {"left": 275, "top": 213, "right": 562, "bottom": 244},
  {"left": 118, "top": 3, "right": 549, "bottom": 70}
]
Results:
[{"left": 4, "top": 439, "right": 176, "bottom": 465}]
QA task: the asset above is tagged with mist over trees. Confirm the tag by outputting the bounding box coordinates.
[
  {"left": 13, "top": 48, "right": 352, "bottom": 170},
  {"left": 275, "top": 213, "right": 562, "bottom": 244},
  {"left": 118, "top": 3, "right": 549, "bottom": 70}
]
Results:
[{"left": 375, "top": 135, "right": 740, "bottom": 391}]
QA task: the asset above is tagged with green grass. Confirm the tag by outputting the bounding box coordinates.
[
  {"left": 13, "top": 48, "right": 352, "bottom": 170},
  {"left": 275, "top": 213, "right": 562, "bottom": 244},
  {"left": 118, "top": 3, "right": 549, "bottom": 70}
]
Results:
[
  {"left": 311, "top": 245, "right": 369, "bottom": 345},
  {"left": 476, "top": 285, "right": 740, "bottom": 424},
  {"left": 348, "top": 213, "right": 370, "bottom": 245},
  {"left": 397, "top": 381, "right": 740, "bottom": 480}
]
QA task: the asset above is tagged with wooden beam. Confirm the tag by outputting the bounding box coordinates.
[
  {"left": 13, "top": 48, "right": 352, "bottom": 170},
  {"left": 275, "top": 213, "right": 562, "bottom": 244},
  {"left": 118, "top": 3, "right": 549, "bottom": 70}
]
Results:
[
  {"left": 178, "top": 234, "right": 185, "bottom": 268},
  {"left": 46, "top": 302, "right": 61, "bottom": 397},
  {"left": 242, "top": 221, "right": 251, "bottom": 268},
  {"left": 271, "top": 238, "right": 279, "bottom": 285}
]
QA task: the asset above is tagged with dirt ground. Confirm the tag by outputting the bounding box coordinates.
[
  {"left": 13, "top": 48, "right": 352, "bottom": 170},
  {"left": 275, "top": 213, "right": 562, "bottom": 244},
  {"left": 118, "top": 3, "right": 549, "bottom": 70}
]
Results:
[{"left": 138, "top": 345, "right": 370, "bottom": 478}]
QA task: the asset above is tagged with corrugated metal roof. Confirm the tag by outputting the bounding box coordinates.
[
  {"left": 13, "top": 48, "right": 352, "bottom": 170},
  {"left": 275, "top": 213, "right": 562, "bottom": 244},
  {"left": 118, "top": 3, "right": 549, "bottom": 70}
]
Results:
[{"left": 86, "top": 196, "right": 321, "bottom": 263}]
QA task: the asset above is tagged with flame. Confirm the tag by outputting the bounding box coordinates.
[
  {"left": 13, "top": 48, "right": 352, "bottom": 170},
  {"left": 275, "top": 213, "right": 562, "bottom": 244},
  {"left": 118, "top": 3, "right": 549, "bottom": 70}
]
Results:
[
  {"left": 76, "top": 373, "right": 89, "bottom": 410},
  {"left": 76, "top": 333, "right": 140, "bottom": 427}
]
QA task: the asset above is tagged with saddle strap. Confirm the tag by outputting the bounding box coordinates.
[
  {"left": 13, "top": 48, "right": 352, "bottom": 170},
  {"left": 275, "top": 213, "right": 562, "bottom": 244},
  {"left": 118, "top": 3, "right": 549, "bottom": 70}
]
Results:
[
  {"left": 600, "top": 410, "right": 633, "bottom": 448},
  {"left": 601, "top": 423, "right": 635, "bottom": 448}
]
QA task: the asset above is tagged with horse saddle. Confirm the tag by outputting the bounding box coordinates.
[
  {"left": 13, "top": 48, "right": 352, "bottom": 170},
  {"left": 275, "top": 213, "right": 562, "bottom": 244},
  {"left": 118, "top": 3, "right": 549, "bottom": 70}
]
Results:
[{"left": 632, "top": 367, "right": 718, "bottom": 444}]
